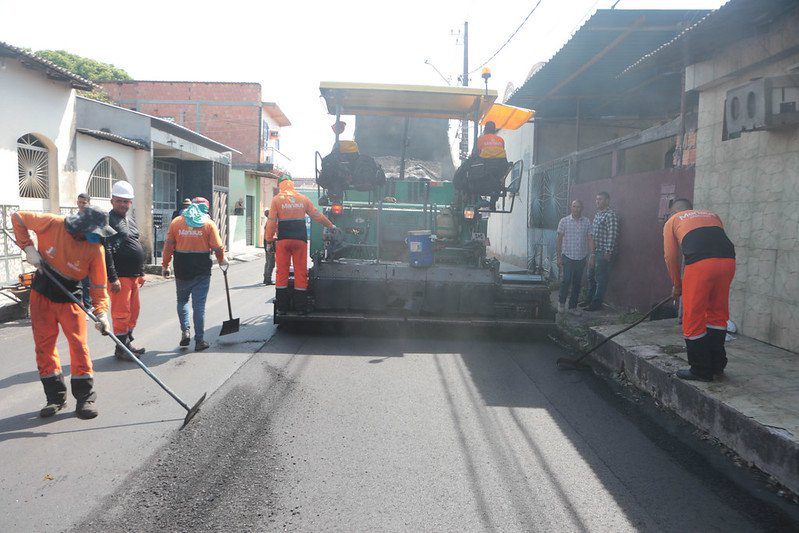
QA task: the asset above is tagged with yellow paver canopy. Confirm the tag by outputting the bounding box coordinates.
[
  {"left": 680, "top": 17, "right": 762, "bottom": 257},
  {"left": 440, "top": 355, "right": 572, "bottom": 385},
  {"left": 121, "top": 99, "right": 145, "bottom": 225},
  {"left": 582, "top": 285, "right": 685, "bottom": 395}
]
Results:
[
  {"left": 481, "top": 103, "right": 535, "bottom": 130},
  {"left": 320, "top": 81, "right": 498, "bottom": 120}
]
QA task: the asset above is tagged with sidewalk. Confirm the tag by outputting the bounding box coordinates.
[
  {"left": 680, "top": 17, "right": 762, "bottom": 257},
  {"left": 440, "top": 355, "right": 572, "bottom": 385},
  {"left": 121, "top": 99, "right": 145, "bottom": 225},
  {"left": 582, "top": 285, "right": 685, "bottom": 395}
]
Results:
[{"left": 552, "top": 292, "right": 799, "bottom": 496}]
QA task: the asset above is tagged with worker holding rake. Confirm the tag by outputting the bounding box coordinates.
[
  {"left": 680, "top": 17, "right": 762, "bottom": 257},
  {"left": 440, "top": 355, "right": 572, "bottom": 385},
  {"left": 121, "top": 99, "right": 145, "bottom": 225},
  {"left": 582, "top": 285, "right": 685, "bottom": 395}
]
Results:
[{"left": 12, "top": 207, "right": 115, "bottom": 419}]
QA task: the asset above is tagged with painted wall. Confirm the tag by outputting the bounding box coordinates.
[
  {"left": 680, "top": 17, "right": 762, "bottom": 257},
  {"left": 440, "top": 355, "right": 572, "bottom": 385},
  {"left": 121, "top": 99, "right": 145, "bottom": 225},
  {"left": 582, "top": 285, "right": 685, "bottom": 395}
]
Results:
[
  {"left": 228, "top": 169, "right": 259, "bottom": 252},
  {"left": 686, "top": 10, "right": 799, "bottom": 351},
  {"left": 72, "top": 134, "right": 138, "bottom": 211},
  {"left": 0, "top": 59, "right": 76, "bottom": 212},
  {"left": 571, "top": 167, "right": 695, "bottom": 312}
]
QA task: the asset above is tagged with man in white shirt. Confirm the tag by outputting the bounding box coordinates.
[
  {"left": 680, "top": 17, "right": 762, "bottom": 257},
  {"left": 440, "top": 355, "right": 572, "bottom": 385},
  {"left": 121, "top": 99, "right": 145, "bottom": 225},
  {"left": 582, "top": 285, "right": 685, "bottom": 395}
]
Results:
[{"left": 556, "top": 199, "right": 593, "bottom": 313}]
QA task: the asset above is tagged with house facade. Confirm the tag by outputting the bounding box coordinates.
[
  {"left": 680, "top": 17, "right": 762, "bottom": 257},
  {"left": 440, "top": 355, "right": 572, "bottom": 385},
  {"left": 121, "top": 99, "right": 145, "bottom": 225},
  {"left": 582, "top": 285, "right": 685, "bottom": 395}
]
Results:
[{"left": 100, "top": 81, "right": 291, "bottom": 251}]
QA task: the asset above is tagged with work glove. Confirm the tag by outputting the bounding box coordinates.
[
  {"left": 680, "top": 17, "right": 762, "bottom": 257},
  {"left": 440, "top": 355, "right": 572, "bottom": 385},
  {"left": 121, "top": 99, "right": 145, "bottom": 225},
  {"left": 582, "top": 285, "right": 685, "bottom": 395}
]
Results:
[
  {"left": 137, "top": 276, "right": 145, "bottom": 287},
  {"left": 110, "top": 280, "right": 122, "bottom": 293},
  {"left": 218, "top": 257, "right": 229, "bottom": 268},
  {"left": 94, "top": 313, "right": 110, "bottom": 335},
  {"left": 24, "top": 245, "right": 42, "bottom": 269},
  {"left": 162, "top": 267, "right": 171, "bottom": 278}
]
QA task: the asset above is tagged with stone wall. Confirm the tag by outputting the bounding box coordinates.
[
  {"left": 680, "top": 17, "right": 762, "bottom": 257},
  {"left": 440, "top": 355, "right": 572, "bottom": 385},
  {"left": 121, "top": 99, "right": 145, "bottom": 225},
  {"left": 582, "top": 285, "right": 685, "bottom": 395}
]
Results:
[{"left": 689, "top": 15, "right": 799, "bottom": 352}]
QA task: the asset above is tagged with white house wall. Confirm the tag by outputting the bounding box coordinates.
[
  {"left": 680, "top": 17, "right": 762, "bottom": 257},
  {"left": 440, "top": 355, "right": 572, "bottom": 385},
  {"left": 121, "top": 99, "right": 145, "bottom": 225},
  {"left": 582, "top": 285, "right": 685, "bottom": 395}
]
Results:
[
  {"left": 0, "top": 59, "right": 76, "bottom": 212},
  {"left": 487, "top": 122, "right": 535, "bottom": 268},
  {"left": 72, "top": 134, "right": 138, "bottom": 211}
]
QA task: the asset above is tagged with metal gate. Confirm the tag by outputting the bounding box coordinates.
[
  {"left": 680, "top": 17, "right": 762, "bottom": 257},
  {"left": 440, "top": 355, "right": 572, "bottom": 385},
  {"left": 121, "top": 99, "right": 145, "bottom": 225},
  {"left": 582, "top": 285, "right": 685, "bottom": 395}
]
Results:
[
  {"left": 0, "top": 205, "right": 24, "bottom": 284},
  {"left": 245, "top": 195, "right": 254, "bottom": 246},
  {"left": 528, "top": 158, "right": 571, "bottom": 277},
  {"left": 213, "top": 189, "right": 228, "bottom": 249},
  {"left": 213, "top": 161, "right": 230, "bottom": 250}
]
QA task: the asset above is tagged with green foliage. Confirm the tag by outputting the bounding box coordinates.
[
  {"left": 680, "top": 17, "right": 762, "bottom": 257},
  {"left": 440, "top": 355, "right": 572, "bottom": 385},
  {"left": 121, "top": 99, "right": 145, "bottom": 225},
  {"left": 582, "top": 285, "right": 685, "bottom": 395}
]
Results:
[{"left": 34, "top": 49, "right": 131, "bottom": 82}]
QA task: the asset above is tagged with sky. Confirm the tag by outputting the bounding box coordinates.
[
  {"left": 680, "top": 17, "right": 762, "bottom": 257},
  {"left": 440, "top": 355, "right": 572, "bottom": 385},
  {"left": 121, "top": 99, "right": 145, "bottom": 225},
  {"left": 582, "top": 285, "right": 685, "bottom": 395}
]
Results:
[{"left": 0, "top": 0, "right": 725, "bottom": 178}]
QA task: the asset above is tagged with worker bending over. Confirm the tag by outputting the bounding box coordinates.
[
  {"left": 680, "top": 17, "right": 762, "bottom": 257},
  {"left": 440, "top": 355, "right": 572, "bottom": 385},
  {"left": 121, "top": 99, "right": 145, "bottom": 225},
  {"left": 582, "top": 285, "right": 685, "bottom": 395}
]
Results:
[
  {"left": 663, "top": 198, "right": 736, "bottom": 382},
  {"left": 106, "top": 181, "right": 147, "bottom": 360},
  {"left": 265, "top": 172, "right": 336, "bottom": 313},
  {"left": 13, "top": 206, "right": 115, "bottom": 419},
  {"left": 162, "top": 197, "right": 228, "bottom": 351}
]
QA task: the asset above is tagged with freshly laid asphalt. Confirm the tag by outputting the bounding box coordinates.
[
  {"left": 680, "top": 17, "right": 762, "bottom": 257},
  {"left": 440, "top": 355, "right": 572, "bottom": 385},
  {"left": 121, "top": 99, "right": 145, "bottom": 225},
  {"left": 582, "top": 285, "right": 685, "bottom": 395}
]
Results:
[{"left": 0, "top": 259, "right": 794, "bottom": 532}]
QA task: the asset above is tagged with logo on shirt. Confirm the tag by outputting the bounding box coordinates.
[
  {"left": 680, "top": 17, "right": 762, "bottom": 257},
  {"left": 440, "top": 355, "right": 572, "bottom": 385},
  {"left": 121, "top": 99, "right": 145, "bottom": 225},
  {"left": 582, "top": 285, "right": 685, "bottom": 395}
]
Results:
[
  {"left": 178, "top": 229, "right": 204, "bottom": 237},
  {"left": 281, "top": 202, "right": 303, "bottom": 210}
]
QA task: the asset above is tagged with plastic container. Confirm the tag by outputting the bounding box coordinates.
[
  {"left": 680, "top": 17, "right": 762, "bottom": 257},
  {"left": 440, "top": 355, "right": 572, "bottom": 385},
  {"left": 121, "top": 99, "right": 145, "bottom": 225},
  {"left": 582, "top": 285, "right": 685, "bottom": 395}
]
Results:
[{"left": 407, "top": 230, "right": 434, "bottom": 267}]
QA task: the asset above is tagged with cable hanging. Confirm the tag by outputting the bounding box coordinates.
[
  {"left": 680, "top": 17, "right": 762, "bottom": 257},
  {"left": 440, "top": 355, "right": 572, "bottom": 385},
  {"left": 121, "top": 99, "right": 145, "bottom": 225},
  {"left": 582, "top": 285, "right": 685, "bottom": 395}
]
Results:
[{"left": 469, "top": 0, "right": 544, "bottom": 75}]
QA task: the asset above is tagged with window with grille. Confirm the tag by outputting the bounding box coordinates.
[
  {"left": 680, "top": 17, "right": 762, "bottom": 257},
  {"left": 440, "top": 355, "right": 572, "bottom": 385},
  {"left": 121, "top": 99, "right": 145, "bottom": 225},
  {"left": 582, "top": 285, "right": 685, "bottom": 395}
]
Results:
[
  {"left": 213, "top": 161, "right": 229, "bottom": 188},
  {"left": 18, "top": 134, "right": 50, "bottom": 198},
  {"left": 88, "top": 157, "right": 127, "bottom": 199},
  {"left": 153, "top": 160, "right": 177, "bottom": 210}
]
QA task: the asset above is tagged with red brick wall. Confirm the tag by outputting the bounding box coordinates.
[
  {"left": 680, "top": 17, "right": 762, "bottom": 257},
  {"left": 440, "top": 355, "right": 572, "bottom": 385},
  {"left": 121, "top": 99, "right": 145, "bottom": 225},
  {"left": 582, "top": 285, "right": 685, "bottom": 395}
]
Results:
[{"left": 101, "top": 81, "right": 263, "bottom": 165}]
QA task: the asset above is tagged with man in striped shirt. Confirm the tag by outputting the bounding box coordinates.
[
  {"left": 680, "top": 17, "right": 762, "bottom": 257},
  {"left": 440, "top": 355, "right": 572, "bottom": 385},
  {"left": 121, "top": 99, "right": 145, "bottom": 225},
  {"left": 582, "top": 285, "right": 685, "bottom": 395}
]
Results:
[{"left": 556, "top": 200, "right": 592, "bottom": 313}]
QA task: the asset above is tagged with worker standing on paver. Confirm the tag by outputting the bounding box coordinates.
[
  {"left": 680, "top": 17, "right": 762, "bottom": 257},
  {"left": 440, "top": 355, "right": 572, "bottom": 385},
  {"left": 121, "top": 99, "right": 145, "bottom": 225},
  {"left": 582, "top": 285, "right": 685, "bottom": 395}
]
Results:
[
  {"left": 106, "top": 181, "right": 147, "bottom": 360},
  {"left": 161, "top": 197, "right": 228, "bottom": 351},
  {"left": 12, "top": 206, "right": 115, "bottom": 419},
  {"left": 663, "top": 198, "right": 736, "bottom": 382},
  {"left": 265, "top": 172, "right": 335, "bottom": 314}
]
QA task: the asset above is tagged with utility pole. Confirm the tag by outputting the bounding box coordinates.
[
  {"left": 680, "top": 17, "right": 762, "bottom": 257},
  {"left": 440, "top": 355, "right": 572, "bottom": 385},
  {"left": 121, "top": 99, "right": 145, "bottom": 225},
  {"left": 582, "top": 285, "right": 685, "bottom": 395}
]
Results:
[{"left": 459, "top": 21, "right": 469, "bottom": 161}]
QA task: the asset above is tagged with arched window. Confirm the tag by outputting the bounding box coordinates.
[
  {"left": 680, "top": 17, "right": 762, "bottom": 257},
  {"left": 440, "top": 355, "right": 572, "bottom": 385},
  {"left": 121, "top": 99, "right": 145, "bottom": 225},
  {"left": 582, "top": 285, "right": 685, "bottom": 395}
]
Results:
[
  {"left": 18, "top": 134, "right": 50, "bottom": 198},
  {"left": 88, "top": 157, "right": 127, "bottom": 199}
]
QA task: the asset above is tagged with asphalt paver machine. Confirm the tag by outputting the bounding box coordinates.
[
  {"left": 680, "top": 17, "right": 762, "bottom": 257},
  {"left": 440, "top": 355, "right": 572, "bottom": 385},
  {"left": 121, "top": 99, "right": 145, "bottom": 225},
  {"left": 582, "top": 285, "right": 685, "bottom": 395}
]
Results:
[{"left": 274, "top": 82, "right": 554, "bottom": 332}]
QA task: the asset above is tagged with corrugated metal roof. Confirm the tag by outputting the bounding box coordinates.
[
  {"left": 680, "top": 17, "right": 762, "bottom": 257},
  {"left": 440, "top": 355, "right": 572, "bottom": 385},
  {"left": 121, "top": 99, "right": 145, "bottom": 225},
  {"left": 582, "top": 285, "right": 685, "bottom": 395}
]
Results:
[
  {"left": 0, "top": 41, "right": 98, "bottom": 90},
  {"left": 77, "top": 128, "right": 149, "bottom": 150},
  {"left": 506, "top": 9, "right": 709, "bottom": 118},
  {"left": 622, "top": 0, "right": 799, "bottom": 76}
]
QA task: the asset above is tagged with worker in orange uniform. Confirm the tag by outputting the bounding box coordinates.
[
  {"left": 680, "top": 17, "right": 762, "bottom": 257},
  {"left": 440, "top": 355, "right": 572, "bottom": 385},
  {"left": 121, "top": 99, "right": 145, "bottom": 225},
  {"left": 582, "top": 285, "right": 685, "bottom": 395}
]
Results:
[
  {"left": 475, "top": 121, "right": 507, "bottom": 160},
  {"left": 663, "top": 198, "right": 736, "bottom": 382},
  {"left": 473, "top": 121, "right": 507, "bottom": 207},
  {"left": 265, "top": 172, "right": 336, "bottom": 314},
  {"left": 12, "top": 206, "right": 116, "bottom": 419},
  {"left": 106, "top": 181, "right": 147, "bottom": 360},
  {"left": 161, "top": 197, "right": 227, "bottom": 351}
]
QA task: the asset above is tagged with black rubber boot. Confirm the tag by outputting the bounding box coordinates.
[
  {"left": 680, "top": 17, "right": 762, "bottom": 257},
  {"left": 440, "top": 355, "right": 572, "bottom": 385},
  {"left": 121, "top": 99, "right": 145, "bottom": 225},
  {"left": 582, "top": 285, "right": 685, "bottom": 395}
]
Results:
[
  {"left": 293, "top": 290, "right": 309, "bottom": 315},
  {"left": 126, "top": 330, "right": 145, "bottom": 355},
  {"left": 275, "top": 288, "right": 289, "bottom": 314},
  {"left": 40, "top": 375, "right": 67, "bottom": 417},
  {"left": 683, "top": 336, "right": 714, "bottom": 381},
  {"left": 72, "top": 376, "right": 98, "bottom": 419},
  {"left": 706, "top": 327, "right": 728, "bottom": 376},
  {"left": 114, "top": 334, "right": 133, "bottom": 361}
]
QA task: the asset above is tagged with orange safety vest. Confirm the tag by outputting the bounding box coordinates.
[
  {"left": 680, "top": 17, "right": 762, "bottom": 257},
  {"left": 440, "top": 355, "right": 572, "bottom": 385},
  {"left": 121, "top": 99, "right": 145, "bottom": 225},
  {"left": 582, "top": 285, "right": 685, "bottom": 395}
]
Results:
[
  {"left": 265, "top": 180, "right": 333, "bottom": 242},
  {"left": 476, "top": 133, "right": 507, "bottom": 159}
]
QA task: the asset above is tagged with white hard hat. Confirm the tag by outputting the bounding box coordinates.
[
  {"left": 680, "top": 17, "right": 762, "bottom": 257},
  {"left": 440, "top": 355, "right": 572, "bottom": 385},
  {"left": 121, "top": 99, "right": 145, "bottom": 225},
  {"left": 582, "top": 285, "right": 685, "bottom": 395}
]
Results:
[{"left": 111, "top": 180, "right": 135, "bottom": 199}]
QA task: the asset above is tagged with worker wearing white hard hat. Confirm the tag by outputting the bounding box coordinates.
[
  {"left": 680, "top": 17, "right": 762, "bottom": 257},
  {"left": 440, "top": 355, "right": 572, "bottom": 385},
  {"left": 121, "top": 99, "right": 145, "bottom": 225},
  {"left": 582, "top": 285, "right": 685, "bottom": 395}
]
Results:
[{"left": 107, "top": 180, "right": 147, "bottom": 359}]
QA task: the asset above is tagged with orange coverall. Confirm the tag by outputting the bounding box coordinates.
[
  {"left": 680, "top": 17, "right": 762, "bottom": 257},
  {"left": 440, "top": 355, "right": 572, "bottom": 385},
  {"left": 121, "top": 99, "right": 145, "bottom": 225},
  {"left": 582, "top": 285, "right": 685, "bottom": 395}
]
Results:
[
  {"left": 663, "top": 209, "right": 736, "bottom": 340},
  {"left": 12, "top": 212, "right": 109, "bottom": 379},
  {"left": 264, "top": 180, "right": 333, "bottom": 291}
]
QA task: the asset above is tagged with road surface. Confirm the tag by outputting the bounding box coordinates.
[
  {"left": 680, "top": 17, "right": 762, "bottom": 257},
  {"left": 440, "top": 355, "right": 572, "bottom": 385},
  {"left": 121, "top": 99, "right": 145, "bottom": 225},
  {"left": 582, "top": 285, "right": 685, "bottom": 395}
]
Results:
[{"left": 0, "top": 259, "right": 792, "bottom": 532}]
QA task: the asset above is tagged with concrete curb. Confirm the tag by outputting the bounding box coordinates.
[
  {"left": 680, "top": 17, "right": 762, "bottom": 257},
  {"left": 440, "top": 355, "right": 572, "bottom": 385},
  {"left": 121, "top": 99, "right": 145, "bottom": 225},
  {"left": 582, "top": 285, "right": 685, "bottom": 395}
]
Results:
[{"left": 586, "top": 327, "right": 799, "bottom": 496}]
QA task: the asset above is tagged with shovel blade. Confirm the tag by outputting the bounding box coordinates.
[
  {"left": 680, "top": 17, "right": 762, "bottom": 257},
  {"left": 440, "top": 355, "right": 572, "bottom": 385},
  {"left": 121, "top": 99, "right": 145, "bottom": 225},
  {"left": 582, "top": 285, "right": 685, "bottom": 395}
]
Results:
[{"left": 220, "top": 318, "right": 240, "bottom": 336}]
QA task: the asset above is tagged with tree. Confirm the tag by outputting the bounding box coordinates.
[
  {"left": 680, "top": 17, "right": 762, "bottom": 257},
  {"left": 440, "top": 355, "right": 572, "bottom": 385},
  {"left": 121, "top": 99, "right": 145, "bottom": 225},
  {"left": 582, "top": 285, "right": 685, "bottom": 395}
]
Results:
[{"left": 35, "top": 50, "right": 131, "bottom": 102}]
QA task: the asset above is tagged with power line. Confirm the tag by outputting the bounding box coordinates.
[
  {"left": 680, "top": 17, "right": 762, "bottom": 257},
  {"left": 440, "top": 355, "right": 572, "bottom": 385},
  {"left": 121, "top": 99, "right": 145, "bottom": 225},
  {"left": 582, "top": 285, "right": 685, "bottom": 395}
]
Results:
[{"left": 469, "top": 0, "right": 544, "bottom": 75}]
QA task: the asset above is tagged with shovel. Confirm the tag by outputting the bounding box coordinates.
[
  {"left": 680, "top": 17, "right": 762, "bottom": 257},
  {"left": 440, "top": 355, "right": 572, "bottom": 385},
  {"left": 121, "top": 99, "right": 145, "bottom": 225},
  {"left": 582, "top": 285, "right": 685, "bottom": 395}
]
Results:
[
  {"left": 219, "top": 264, "right": 240, "bottom": 335},
  {"left": 3, "top": 229, "right": 206, "bottom": 428}
]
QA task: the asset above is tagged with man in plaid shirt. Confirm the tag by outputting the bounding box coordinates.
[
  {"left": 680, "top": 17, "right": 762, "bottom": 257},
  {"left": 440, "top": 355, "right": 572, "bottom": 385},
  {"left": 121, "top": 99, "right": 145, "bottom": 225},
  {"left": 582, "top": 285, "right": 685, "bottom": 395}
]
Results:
[
  {"left": 556, "top": 200, "right": 592, "bottom": 313},
  {"left": 583, "top": 191, "right": 619, "bottom": 311}
]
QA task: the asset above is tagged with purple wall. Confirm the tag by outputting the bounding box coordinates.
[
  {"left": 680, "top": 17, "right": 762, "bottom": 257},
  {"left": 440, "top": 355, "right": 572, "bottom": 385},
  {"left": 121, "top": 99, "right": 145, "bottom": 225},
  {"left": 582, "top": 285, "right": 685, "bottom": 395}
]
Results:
[{"left": 571, "top": 167, "right": 695, "bottom": 312}]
